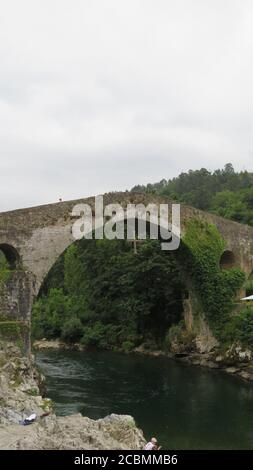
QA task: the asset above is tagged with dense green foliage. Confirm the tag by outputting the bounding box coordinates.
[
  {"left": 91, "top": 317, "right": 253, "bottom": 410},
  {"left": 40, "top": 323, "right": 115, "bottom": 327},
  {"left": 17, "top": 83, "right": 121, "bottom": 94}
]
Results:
[
  {"left": 32, "top": 220, "right": 247, "bottom": 349},
  {"left": 131, "top": 163, "right": 253, "bottom": 226},
  {"left": 224, "top": 307, "right": 253, "bottom": 346},
  {"left": 245, "top": 273, "right": 253, "bottom": 297},
  {"left": 182, "top": 220, "right": 245, "bottom": 338},
  {"left": 32, "top": 239, "right": 185, "bottom": 350}
]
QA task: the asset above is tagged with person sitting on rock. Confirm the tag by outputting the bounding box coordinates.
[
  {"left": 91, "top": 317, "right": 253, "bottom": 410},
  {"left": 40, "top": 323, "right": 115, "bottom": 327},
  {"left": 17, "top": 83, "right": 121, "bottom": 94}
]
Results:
[{"left": 144, "top": 437, "right": 161, "bottom": 450}]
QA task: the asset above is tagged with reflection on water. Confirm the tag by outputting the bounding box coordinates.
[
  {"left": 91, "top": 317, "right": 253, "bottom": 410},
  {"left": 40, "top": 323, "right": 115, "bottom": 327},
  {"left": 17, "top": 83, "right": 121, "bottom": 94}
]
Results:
[{"left": 36, "top": 350, "right": 253, "bottom": 449}]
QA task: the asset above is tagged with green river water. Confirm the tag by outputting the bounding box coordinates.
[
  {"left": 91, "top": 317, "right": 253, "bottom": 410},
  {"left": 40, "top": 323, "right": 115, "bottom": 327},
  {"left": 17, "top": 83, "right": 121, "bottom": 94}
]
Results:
[{"left": 36, "top": 349, "right": 253, "bottom": 450}]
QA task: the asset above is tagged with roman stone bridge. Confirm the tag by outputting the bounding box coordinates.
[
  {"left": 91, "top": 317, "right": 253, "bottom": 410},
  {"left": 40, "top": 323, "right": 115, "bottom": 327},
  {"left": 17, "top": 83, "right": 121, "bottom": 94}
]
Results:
[{"left": 0, "top": 192, "right": 253, "bottom": 354}]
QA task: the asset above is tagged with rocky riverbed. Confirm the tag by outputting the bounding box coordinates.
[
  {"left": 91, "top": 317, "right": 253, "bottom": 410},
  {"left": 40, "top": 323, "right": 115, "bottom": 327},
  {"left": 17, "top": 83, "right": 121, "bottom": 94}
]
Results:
[
  {"left": 0, "top": 342, "right": 146, "bottom": 450},
  {"left": 135, "top": 342, "right": 253, "bottom": 382}
]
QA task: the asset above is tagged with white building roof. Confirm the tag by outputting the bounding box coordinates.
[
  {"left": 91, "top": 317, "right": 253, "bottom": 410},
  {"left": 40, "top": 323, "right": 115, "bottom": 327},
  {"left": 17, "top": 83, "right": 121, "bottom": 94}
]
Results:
[{"left": 241, "top": 295, "right": 253, "bottom": 301}]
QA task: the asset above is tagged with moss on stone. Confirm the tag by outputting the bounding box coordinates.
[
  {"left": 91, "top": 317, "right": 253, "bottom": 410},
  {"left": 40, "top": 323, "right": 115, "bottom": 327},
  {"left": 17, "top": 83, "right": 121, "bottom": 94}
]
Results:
[
  {"left": 25, "top": 388, "right": 39, "bottom": 396},
  {"left": 0, "top": 321, "right": 29, "bottom": 341},
  {"left": 41, "top": 398, "right": 53, "bottom": 411}
]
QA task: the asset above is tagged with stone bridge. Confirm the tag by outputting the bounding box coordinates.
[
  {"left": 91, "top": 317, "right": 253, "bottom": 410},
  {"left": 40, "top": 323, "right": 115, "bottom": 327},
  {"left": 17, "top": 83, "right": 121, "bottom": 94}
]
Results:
[{"left": 0, "top": 192, "right": 253, "bottom": 354}]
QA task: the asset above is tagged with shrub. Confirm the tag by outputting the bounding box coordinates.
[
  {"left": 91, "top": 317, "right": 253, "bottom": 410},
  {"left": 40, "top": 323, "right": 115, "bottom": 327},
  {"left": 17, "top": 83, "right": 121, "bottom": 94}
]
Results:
[
  {"left": 121, "top": 341, "right": 135, "bottom": 352},
  {"left": 245, "top": 277, "right": 253, "bottom": 296},
  {"left": 223, "top": 307, "right": 253, "bottom": 346},
  {"left": 104, "top": 324, "right": 122, "bottom": 347},
  {"left": 165, "top": 323, "right": 183, "bottom": 349},
  {"left": 80, "top": 322, "right": 107, "bottom": 349},
  {"left": 32, "top": 288, "right": 71, "bottom": 339},
  {"left": 61, "top": 317, "right": 84, "bottom": 343},
  {"left": 165, "top": 322, "right": 194, "bottom": 353},
  {"left": 141, "top": 339, "right": 159, "bottom": 351}
]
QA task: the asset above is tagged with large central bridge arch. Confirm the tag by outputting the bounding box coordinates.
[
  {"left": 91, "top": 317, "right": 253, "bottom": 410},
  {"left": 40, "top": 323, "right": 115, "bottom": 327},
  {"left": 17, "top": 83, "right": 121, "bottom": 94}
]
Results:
[{"left": 0, "top": 192, "right": 252, "bottom": 355}]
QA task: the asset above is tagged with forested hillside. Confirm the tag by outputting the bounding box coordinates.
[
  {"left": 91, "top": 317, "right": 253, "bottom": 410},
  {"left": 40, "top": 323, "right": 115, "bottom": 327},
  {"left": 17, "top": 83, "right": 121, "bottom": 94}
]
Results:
[{"left": 131, "top": 163, "right": 253, "bottom": 226}]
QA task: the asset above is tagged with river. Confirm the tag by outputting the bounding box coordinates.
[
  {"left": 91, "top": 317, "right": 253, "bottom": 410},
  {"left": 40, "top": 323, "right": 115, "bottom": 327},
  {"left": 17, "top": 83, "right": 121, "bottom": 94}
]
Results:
[{"left": 36, "top": 349, "right": 253, "bottom": 450}]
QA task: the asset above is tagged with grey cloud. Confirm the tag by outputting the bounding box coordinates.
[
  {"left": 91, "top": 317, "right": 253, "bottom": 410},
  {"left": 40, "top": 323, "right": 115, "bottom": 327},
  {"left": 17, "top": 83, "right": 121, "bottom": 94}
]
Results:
[{"left": 0, "top": 0, "right": 253, "bottom": 211}]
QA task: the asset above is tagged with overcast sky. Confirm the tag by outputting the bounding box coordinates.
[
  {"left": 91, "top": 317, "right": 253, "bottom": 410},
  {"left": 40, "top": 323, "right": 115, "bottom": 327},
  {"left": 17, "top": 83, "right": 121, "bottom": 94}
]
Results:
[{"left": 0, "top": 0, "right": 253, "bottom": 212}]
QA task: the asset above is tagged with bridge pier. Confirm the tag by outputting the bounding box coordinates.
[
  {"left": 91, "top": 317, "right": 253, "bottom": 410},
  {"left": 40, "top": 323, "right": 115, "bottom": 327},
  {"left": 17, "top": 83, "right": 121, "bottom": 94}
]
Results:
[{"left": 0, "top": 271, "right": 35, "bottom": 358}]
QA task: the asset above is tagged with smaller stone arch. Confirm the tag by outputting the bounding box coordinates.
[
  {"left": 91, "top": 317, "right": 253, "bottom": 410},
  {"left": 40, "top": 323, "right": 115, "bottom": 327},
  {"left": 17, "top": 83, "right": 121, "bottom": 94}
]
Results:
[
  {"left": 219, "top": 250, "right": 236, "bottom": 270},
  {"left": 0, "top": 243, "right": 20, "bottom": 269}
]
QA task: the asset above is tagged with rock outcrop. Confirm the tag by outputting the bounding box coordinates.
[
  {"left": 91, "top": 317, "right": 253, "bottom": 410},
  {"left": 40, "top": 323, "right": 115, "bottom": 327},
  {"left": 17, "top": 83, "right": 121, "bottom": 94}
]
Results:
[{"left": 0, "top": 342, "right": 145, "bottom": 450}]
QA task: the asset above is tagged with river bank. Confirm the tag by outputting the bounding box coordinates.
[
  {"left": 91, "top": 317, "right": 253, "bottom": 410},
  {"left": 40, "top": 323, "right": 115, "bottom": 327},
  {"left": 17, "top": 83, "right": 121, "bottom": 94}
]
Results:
[
  {"left": 0, "top": 341, "right": 145, "bottom": 450},
  {"left": 33, "top": 339, "right": 253, "bottom": 382}
]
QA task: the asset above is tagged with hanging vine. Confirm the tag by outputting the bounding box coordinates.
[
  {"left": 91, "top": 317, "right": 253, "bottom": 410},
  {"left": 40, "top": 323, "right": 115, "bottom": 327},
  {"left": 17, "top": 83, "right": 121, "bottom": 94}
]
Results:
[{"left": 182, "top": 219, "right": 245, "bottom": 339}]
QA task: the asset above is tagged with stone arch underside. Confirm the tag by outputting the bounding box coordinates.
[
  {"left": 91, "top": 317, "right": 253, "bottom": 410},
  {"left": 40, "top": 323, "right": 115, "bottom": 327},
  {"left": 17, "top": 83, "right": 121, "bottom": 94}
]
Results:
[
  {"left": 220, "top": 250, "right": 237, "bottom": 270},
  {"left": 0, "top": 243, "right": 20, "bottom": 268}
]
